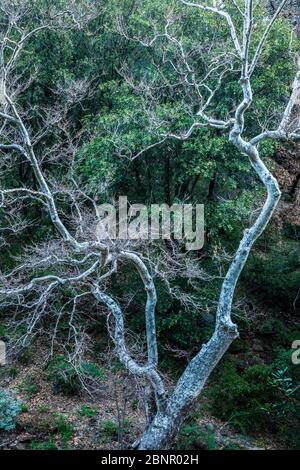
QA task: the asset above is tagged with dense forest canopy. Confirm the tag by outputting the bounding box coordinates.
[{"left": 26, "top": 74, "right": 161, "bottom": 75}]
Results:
[{"left": 0, "top": 0, "right": 299, "bottom": 451}]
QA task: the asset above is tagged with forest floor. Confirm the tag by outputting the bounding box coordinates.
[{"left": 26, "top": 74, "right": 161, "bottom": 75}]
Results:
[
  {"left": 0, "top": 342, "right": 145, "bottom": 450},
  {"left": 0, "top": 340, "right": 286, "bottom": 451}
]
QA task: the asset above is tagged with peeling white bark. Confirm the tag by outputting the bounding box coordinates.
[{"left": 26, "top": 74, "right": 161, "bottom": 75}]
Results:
[{"left": 92, "top": 287, "right": 166, "bottom": 409}]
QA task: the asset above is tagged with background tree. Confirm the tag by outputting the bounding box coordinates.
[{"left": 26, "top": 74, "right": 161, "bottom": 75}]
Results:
[{"left": 0, "top": 0, "right": 300, "bottom": 450}]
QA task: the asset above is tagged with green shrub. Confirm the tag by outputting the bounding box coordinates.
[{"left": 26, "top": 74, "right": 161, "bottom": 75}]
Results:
[
  {"left": 21, "top": 403, "right": 29, "bottom": 413},
  {"left": 102, "top": 419, "right": 118, "bottom": 437},
  {"left": 258, "top": 319, "right": 300, "bottom": 348},
  {"left": 270, "top": 349, "right": 300, "bottom": 449},
  {"left": 47, "top": 355, "right": 106, "bottom": 395},
  {"left": 30, "top": 439, "right": 57, "bottom": 450},
  {"left": 18, "top": 378, "right": 39, "bottom": 399},
  {"left": 176, "top": 423, "right": 216, "bottom": 450},
  {"left": 0, "top": 323, "right": 7, "bottom": 338},
  {"left": 0, "top": 389, "right": 22, "bottom": 431},
  {"left": 9, "top": 367, "right": 18, "bottom": 379},
  {"left": 37, "top": 404, "right": 49, "bottom": 413},
  {"left": 209, "top": 361, "right": 276, "bottom": 433},
  {"left": 81, "top": 362, "right": 106, "bottom": 380},
  {"left": 17, "top": 347, "right": 34, "bottom": 365},
  {"left": 78, "top": 404, "right": 98, "bottom": 418},
  {"left": 209, "top": 350, "right": 300, "bottom": 448},
  {"left": 102, "top": 418, "right": 129, "bottom": 438},
  {"left": 243, "top": 243, "right": 300, "bottom": 309},
  {"left": 54, "top": 413, "right": 74, "bottom": 444},
  {"left": 47, "top": 356, "right": 80, "bottom": 395}
]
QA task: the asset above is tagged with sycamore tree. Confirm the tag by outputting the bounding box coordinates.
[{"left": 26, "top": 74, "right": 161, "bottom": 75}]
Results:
[{"left": 0, "top": 0, "right": 300, "bottom": 450}]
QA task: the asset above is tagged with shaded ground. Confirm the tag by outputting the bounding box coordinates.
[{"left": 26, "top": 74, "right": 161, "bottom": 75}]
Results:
[
  {"left": 0, "top": 343, "right": 145, "bottom": 450},
  {"left": 0, "top": 340, "right": 286, "bottom": 451}
]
